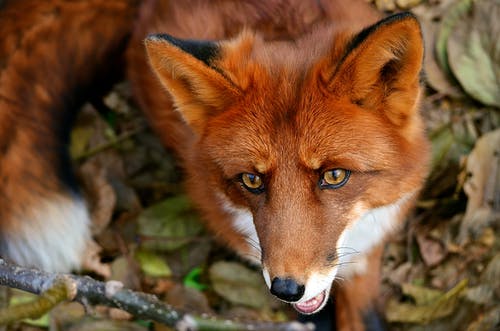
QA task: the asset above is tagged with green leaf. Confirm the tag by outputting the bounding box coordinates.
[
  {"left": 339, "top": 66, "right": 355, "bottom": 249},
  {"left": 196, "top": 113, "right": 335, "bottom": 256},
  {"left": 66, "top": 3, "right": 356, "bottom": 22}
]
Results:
[
  {"left": 435, "top": 0, "right": 473, "bottom": 78},
  {"left": 184, "top": 267, "right": 208, "bottom": 291},
  {"left": 386, "top": 279, "right": 468, "bottom": 324},
  {"left": 416, "top": 5, "right": 464, "bottom": 97},
  {"left": 9, "top": 290, "right": 49, "bottom": 327},
  {"left": 70, "top": 126, "right": 94, "bottom": 159},
  {"left": 447, "top": 0, "right": 500, "bottom": 107},
  {"left": 209, "top": 261, "right": 271, "bottom": 309},
  {"left": 137, "top": 195, "right": 203, "bottom": 251},
  {"left": 135, "top": 250, "right": 172, "bottom": 277},
  {"left": 402, "top": 283, "right": 443, "bottom": 305}
]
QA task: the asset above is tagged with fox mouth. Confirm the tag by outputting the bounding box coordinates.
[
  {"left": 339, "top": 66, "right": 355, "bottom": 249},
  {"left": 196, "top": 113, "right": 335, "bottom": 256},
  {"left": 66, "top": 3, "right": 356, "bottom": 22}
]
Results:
[
  {"left": 261, "top": 267, "right": 334, "bottom": 315},
  {"left": 292, "top": 289, "right": 328, "bottom": 315}
]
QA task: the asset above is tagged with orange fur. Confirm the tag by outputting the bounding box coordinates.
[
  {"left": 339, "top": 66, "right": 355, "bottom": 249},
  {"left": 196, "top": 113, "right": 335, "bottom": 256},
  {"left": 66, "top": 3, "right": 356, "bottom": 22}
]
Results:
[
  {"left": 130, "top": 1, "right": 430, "bottom": 330},
  {"left": 0, "top": 0, "right": 138, "bottom": 271}
]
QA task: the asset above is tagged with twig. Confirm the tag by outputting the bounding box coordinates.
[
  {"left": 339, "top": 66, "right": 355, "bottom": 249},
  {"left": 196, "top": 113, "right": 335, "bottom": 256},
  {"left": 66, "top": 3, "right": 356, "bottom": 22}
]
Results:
[
  {"left": 0, "top": 276, "right": 74, "bottom": 324},
  {"left": 0, "top": 259, "right": 314, "bottom": 331},
  {"left": 74, "top": 124, "right": 146, "bottom": 161}
]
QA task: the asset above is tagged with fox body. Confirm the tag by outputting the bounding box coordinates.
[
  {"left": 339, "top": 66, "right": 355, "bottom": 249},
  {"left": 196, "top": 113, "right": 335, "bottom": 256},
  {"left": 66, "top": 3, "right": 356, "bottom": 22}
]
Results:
[
  {"left": 0, "top": 0, "right": 429, "bottom": 330},
  {"left": 0, "top": 0, "right": 138, "bottom": 271}
]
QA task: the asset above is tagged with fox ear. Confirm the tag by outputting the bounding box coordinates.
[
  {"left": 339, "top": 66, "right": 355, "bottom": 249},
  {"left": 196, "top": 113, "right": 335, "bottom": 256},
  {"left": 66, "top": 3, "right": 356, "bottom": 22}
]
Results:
[
  {"left": 145, "top": 34, "right": 240, "bottom": 133},
  {"left": 327, "top": 13, "right": 424, "bottom": 127}
]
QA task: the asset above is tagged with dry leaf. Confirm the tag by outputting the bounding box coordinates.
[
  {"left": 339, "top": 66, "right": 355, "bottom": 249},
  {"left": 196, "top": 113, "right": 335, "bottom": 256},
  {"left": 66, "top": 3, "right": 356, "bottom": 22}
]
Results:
[
  {"left": 82, "top": 239, "right": 111, "bottom": 278},
  {"left": 448, "top": 0, "right": 500, "bottom": 107},
  {"left": 80, "top": 160, "right": 117, "bottom": 235},
  {"left": 137, "top": 196, "right": 203, "bottom": 252},
  {"left": 466, "top": 307, "right": 500, "bottom": 331},
  {"left": 435, "top": 0, "right": 473, "bottom": 79},
  {"left": 416, "top": 231, "right": 448, "bottom": 267},
  {"left": 165, "top": 284, "right": 212, "bottom": 314},
  {"left": 209, "top": 261, "right": 273, "bottom": 309},
  {"left": 386, "top": 279, "right": 468, "bottom": 324},
  {"left": 458, "top": 129, "right": 500, "bottom": 243},
  {"left": 416, "top": 7, "right": 463, "bottom": 96}
]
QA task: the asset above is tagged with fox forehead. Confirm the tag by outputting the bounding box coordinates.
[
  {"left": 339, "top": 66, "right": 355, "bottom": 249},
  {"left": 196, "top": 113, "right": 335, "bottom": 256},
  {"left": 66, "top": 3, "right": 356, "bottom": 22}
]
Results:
[
  {"left": 203, "top": 83, "right": 400, "bottom": 177},
  {"left": 201, "top": 30, "right": 409, "bottom": 175}
]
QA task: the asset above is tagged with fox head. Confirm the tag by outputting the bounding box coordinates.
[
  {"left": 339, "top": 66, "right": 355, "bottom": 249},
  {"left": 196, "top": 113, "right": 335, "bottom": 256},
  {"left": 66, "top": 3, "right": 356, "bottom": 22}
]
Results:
[{"left": 145, "top": 13, "right": 429, "bottom": 314}]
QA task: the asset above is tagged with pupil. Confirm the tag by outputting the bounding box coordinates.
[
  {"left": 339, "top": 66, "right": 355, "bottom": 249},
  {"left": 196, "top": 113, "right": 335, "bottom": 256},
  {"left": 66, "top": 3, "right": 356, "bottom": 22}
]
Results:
[{"left": 244, "top": 173, "right": 260, "bottom": 188}]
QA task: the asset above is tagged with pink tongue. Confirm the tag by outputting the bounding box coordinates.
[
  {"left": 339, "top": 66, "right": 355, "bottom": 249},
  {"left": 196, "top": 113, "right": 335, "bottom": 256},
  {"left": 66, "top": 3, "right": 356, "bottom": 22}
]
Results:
[{"left": 293, "top": 291, "right": 326, "bottom": 315}]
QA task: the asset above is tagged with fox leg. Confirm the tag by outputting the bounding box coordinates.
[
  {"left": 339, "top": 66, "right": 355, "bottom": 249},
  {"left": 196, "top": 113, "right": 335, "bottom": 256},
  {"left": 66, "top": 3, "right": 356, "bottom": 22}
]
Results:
[{"left": 335, "top": 245, "right": 386, "bottom": 331}]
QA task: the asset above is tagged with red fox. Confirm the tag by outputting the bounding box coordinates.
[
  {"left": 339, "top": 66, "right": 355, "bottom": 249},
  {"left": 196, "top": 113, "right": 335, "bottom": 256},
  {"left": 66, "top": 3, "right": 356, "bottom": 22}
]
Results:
[
  {"left": 0, "top": 0, "right": 429, "bottom": 330},
  {"left": 128, "top": 0, "right": 430, "bottom": 329}
]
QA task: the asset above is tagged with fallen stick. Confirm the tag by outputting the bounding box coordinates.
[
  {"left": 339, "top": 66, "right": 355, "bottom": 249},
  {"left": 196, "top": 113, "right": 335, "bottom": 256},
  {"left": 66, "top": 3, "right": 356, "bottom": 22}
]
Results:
[{"left": 0, "top": 259, "right": 314, "bottom": 331}]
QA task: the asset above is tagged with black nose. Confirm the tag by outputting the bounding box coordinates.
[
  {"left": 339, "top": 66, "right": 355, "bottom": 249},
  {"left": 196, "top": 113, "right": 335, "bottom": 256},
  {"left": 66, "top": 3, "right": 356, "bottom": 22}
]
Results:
[{"left": 270, "top": 277, "right": 305, "bottom": 302}]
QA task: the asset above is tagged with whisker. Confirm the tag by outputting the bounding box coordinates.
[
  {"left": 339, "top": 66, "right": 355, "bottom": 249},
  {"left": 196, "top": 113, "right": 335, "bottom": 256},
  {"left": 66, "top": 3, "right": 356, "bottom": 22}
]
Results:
[
  {"left": 326, "top": 259, "right": 361, "bottom": 269},
  {"left": 336, "top": 246, "right": 361, "bottom": 254},
  {"left": 245, "top": 238, "right": 262, "bottom": 253},
  {"left": 241, "top": 252, "right": 261, "bottom": 261},
  {"left": 325, "top": 247, "right": 361, "bottom": 268},
  {"left": 333, "top": 277, "right": 345, "bottom": 286}
]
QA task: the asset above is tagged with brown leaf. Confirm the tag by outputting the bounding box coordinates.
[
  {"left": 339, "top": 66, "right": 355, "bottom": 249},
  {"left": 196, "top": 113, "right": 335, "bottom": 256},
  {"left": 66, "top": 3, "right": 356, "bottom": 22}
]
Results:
[
  {"left": 50, "top": 302, "right": 85, "bottom": 329},
  {"left": 80, "top": 159, "right": 117, "bottom": 235},
  {"left": 82, "top": 239, "right": 111, "bottom": 278},
  {"left": 165, "top": 284, "right": 212, "bottom": 315},
  {"left": 416, "top": 231, "right": 448, "bottom": 267},
  {"left": 386, "top": 262, "right": 413, "bottom": 286},
  {"left": 458, "top": 129, "right": 500, "bottom": 243},
  {"left": 482, "top": 253, "right": 500, "bottom": 299},
  {"left": 110, "top": 256, "right": 141, "bottom": 290},
  {"left": 429, "top": 256, "right": 465, "bottom": 290},
  {"left": 466, "top": 307, "right": 500, "bottom": 331},
  {"left": 66, "top": 319, "right": 147, "bottom": 331}
]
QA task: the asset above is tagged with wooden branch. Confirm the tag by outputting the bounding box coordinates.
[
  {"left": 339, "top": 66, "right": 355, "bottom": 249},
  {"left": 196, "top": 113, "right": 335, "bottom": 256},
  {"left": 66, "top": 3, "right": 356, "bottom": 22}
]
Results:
[{"left": 0, "top": 259, "right": 314, "bottom": 331}]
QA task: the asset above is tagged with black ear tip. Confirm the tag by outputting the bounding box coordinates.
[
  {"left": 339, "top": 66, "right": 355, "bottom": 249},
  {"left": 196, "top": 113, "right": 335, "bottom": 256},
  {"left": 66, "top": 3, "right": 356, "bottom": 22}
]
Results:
[
  {"left": 392, "top": 11, "right": 417, "bottom": 20},
  {"left": 384, "top": 11, "right": 420, "bottom": 26},
  {"left": 146, "top": 33, "right": 175, "bottom": 43},
  {"left": 144, "top": 33, "right": 220, "bottom": 66}
]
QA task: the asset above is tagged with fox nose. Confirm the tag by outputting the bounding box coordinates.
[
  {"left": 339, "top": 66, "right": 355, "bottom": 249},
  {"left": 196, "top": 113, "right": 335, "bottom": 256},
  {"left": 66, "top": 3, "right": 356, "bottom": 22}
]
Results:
[{"left": 270, "top": 277, "right": 305, "bottom": 302}]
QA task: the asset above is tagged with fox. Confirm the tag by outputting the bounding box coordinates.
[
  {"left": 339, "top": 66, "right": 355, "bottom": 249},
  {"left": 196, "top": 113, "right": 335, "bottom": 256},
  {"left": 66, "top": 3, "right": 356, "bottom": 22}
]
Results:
[
  {"left": 0, "top": 0, "right": 430, "bottom": 330},
  {"left": 127, "top": 0, "right": 430, "bottom": 329},
  {"left": 0, "top": 0, "right": 139, "bottom": 271}
]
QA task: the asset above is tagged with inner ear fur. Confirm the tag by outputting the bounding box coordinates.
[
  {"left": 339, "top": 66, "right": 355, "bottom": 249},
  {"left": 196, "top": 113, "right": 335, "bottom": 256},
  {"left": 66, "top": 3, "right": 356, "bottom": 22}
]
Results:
[
  {"left": 327, "top": 12, "right": 424, "bottom": 127},
  {"left": 145, "top": 34, "right": 242, "bottom": 134}
]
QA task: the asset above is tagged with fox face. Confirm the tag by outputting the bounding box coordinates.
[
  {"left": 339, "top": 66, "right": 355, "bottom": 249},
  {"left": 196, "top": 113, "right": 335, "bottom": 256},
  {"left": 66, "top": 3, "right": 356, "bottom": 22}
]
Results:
[{"left": 145, "top": 13, "right": 429, "bottom": 314}]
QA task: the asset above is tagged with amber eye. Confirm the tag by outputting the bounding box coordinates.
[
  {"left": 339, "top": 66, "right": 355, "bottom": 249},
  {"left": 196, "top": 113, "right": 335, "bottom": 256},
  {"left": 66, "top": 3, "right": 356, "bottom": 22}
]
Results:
[
  {"left": 240, "top": 173, "right": 264, "bottom": 194},
  {"left": 320, "top": 169, "right": 350, "bottom": 189}
]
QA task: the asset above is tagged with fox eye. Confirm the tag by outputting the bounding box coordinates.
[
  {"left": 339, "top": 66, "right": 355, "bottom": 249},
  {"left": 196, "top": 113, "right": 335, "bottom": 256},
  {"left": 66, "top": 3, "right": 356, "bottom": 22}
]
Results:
[
  {"left": 320, "top": 169, "right": 350, "bottom": 189},
  {"left": 240, "top": 173, "right": 264, "bottom": 194}
]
